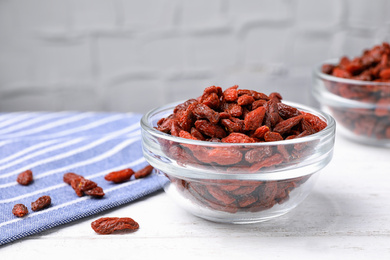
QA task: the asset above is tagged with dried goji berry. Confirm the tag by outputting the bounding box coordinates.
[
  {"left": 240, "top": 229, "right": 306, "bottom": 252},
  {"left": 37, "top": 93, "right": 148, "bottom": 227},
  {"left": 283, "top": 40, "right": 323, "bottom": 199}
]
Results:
[
  {"left": 223, "top": 85, "right": 239, "bottom": 102},
  {"left": 264, "top": 131, "right": 283, "bottom": 142},
  {"left": 91, "top": 217, "right": 139, "bottom": 235},
  {"left": 237, "top": 194, "right": 257, "bottom": 207},
  {"left": 64, "top": 172, "right": 105, "bottom": 198},
  {"left": 105, "top": 168, "right": 135, "bottom": 183},
  {"left": 226, "top": 103, "right": 243, "bottom": 117},
  {"left": 273, "top": 115, "right": 303, "bottom": 135},
  {"left": 195, "top": 119, "right": 226, "bottom": 138},
  {"left": 301, "top": 112, "right": 327, "bottom": 132},
  {"left": 31, "top": 195, "right": 51, "bottom": 211},
  {"left": 264, "top": 99, "right": 282, "bottom": 128},
  {"left": 251, "top": 125, "right": 270, "bottom": 139},
  {"left": 222, "top": 132, "right": 256, "bottom": 143},
  {"left": 84, "top": 187, "right": 105, "bottom": 198},
  {"left": 249, "top": 153, "right": 284, "bottom": 172},
  {"left": 63, "top": 172, "right": 81, "bottom": 185},
  {"left": 173, "top": 99, "right": 198, "bottom": 113},
  {"left": 16, "top": 169, "right": 33, "bottom": 186},
  {"left": 321, "top": 64, "right": 335, "bottom": 74},
  {"left": 78, "top": 178, "right": 98, "bottom": 191},
  {"left": 179, "top": 130, "right": 198, "bottom": 140},
  {"left": 190, "top": 127, "right": 205, "bottom": 140},
  {"left": 192, "top": 103, "right": 220, "bottom": 125},
  {"left": 244, "top": 147, "right": 272, "bottom": 164},
  {"left": 207, "top": 148, "right": 243, "bottom": 165},
  {"left": 332, "top": 67, "right": 352, "bottom": 78},
  {"left": 177, "top": 109, "right": 194, "bottom": 132},
  {"left": 277, "top": 103, "right": 301, "bottom": 119},
  {"left": 252, "top": 99, "right": 267, "bottom": 110},
  {"left": 237, "top": 94, "right": 255, "bottom": 106},
  {"left": 221, "top": 118, "right": 243, "bottom": 133},
  {"left": 12, "top": 204, "right": 28, "bottom": 217},
  {"left": 244, "top": 106, "right": 266, "bottom": 131},
  {"left": 70, "top": 178, "right": 84, "bottom": 197},
  {"left": 134, "top": 164, "right": 154, "bottom": 179},
  {"left": 257, "top": 181, "right": 278, "bottom": 207},
  {"left": 206, "top": 185, "right": 236, "bottom": 205},
  {"left": 202, "top": 92, "right": 220, "bottom": 110},
  {"left": 229, "top": 185, "right": 257, "bottom": 196}
]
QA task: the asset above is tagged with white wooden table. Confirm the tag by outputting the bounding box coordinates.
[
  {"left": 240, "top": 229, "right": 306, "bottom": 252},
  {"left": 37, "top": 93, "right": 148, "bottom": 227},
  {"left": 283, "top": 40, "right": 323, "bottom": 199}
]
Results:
[{"left": 1, "top": 130, "right": 390, "bottom": 260}]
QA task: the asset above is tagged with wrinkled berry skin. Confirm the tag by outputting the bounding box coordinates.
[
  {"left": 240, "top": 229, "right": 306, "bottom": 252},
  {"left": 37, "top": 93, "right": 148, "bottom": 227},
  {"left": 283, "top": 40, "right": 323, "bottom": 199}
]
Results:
[
  {"left": 12, "top": 204, "right": 29, "bottom": 217},
  {"left": 91, "top": 217, "right": 139, "bottom": 235},
  {"left": 17, "top": 170, "right": 33, "bottom": 186},
  {"left": 104, "top": 169, "right": 134, "bottom": 183},
  {"left": 31, "top": 195, "right": 51, "bottom": 211}
]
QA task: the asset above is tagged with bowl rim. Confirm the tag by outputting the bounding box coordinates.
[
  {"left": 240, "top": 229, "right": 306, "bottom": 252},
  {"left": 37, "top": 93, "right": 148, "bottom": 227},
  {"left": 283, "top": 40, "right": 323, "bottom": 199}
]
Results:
[
  {"left": 141, "top": 99, "right": 336, "bottom": 148},
  {"left": 314, "top": 58, "right": 390, "bottom": 87}
]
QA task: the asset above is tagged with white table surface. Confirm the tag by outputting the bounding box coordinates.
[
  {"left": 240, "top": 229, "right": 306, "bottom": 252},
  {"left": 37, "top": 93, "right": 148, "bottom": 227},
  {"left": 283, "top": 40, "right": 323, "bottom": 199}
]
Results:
[{"left": 1, "top": 130, "right": 390, "bottom": 260}]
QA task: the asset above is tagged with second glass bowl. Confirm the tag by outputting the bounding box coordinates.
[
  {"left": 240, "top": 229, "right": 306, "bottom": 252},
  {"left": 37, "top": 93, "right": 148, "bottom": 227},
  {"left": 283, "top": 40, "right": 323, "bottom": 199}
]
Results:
[{"left": 313, "top": 60, "right": 390, "bottom": 147}]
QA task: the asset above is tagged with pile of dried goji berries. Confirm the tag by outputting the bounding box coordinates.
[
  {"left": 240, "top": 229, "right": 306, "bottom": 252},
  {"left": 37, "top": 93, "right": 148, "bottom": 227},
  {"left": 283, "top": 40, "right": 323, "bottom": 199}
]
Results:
[
  {"left": 321, "top": 42, "right": 390, "bottom": 140},
  {"left": 322, "top": 42, "right": 390, "bottom": 84},
  {"left": 155, "top": 85, "right": 327, "bottom": 213}
]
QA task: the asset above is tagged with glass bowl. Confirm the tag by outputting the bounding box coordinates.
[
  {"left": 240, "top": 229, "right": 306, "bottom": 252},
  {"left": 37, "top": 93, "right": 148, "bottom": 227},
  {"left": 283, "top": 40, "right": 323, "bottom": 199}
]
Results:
[
  {"left": 313, "top": 59, "right": 390, "bottom": 147},
  {"left": 140, "top": 101, "right": 336, "bottom": 224}
]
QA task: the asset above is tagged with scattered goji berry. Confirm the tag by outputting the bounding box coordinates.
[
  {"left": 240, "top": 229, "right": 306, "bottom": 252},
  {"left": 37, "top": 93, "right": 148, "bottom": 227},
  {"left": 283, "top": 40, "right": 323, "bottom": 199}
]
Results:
[
  {"left": 105, "top": 168, "right": 134, "bottom": 183},
  {"left": 16, "top": 169, "right": 33, "bottom": 186},
  {"left": 64, "top": 172, "right": 105, "bottom": 198},
  {"left": 134, "top": 165, "right": 154, "bottom": 179},
  {"left": 63, "top": 172, "right": 81, "bottom": 185},
  {"left": 12, "top": 204, "right": 28, "bottom": 217},
  {"left": 84, "top": 186, "right": 105, "bottom": 198},
  {"left": 31, "top": 195, "right": 51, "bottom": 211},
  {"left": 91, "top": 217, "right": 139, "bottom": 235}
]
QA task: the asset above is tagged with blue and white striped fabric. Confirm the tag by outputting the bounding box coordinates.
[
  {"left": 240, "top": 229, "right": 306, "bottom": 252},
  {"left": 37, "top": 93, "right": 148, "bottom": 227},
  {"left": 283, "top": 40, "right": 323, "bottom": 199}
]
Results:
[{"left": 0, "top": 112, "right": 164, "bottom": 246}]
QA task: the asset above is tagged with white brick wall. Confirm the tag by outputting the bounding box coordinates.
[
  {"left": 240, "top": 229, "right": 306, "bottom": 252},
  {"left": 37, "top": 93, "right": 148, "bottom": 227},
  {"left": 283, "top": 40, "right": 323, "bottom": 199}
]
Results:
[{"left": 0, "top": 0, "right": 389, "bottom": 113}]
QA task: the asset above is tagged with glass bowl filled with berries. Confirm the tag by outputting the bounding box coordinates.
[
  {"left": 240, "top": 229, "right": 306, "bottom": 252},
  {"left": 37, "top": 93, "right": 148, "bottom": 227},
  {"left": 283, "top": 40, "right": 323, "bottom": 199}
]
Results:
[
  {"left": 141, "top": 85, "right": 335, "bottom": 223},
  {"left": 313, "top": 42, "right": 390, "bottom": 147}
]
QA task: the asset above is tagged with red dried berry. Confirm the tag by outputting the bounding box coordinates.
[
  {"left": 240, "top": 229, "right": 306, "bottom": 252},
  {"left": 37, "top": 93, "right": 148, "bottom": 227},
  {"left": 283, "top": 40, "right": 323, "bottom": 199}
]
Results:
[
  {"left": 16, "top": 170, "right": 33, "bottom": 186},
  {"left": 221, "top": 132, "right": 256, "bottom": 143},
  {"left": 63, "top": 172, "right": 81, "bottom": 185},
  {"left": 84, "top": 186, "right": 105, "bottom": 198},
  {"left": 12, "top": 204, "right": 29, "bottom": 217},
  {"left": 31, "top": 195, "right": 51, "bottom": 211},
  {"left": 64, "top": 173, "right": 105, "bottom": 198},
  {"left": 223, "top": 85, "right": 239, "bottom": 102},
  {"left": 91, "top": 217, "right": 139, "bottom": 235},
  {"left": 104, "top": 168, "right": 135, "bottom": 183},
  {"left": 134, "top": 165, "right": 154, "bottom": 179}
]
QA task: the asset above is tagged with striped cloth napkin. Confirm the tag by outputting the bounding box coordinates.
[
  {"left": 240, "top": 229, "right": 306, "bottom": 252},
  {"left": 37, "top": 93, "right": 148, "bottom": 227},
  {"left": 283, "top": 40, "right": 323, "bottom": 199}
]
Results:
[{"left": 0, "top": 112, "right": 165, "bottom": 246}]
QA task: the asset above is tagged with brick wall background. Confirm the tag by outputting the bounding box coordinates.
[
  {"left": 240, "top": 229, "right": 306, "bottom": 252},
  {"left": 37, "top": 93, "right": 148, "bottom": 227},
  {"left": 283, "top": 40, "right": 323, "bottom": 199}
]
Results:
[{"left": 0, "top": 0, "right": 389, "bottom": 113}]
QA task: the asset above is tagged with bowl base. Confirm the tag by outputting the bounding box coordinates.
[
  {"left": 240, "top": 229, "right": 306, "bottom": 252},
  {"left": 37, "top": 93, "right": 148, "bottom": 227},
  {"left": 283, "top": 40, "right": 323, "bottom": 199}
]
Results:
[{"left": 190, "top": 209, "right": 292, "bottom": 224}]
